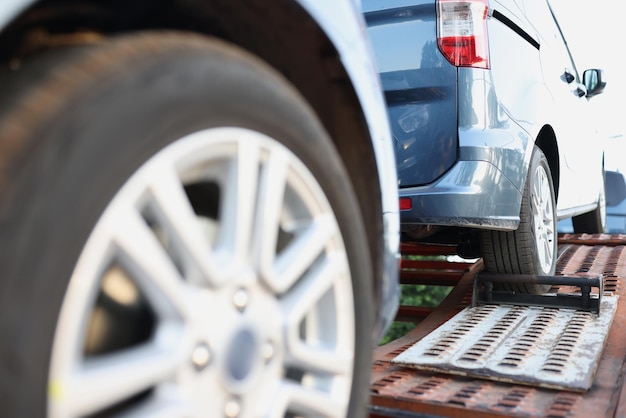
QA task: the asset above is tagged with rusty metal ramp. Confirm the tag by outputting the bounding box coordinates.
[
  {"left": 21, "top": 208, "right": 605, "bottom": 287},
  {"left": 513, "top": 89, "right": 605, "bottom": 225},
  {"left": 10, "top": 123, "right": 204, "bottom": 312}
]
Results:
[
  {"left": 392, "top": 297, "right": 618, "bottom": 392},
  {"left": 370, "top": 235, "right": 626, "bottom": 418}
]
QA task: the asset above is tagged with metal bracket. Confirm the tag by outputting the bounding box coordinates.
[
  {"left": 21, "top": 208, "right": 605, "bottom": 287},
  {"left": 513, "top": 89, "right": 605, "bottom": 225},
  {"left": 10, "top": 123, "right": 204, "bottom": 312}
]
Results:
[{"left": 472, "top": 273, "right": 603, "bottom": 314}]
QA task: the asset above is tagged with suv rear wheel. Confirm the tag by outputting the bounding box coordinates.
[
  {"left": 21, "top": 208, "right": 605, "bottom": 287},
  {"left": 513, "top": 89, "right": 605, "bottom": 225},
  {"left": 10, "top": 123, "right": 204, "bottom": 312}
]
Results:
[
  {"left": 480, "top": 146, "right": 556, "bottom": 294},
  {"left": 0, "top": 32, "right": 374, "bottom": 418}
]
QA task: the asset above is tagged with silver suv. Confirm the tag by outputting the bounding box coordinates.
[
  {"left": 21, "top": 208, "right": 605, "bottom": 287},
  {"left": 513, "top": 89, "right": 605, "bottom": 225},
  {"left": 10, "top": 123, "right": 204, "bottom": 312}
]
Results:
[{"left": 365, "top": 0, "right": 606, "bottom": 293}]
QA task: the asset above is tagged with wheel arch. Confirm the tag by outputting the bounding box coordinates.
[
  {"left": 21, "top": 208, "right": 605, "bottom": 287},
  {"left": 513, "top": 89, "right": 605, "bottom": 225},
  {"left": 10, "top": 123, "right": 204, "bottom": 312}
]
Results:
[
  {"left": 0, "top": 0, "right": 397, "bottom": 331},
  {"left": 535, "top": 124, "right": 560, "bottom": 201}
]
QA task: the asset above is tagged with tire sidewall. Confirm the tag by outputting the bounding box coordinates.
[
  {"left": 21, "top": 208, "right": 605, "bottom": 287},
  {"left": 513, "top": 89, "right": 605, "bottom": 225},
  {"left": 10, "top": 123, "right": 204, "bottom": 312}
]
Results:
[
  {"left": 0, "top": 33, "right": 373, "bottom": 417},
  {"left": 522, "top": 146, "right": 557, "bottom": 276}
]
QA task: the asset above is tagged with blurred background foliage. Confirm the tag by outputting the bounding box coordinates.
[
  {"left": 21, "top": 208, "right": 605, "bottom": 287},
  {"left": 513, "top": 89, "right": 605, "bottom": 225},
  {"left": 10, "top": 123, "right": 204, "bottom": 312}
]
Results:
[
  {"left": 379, "top": 254, "right": 456, "bottom": 345},
  {"left": 379, "top": 284, "right": 451, "bottom": 345}
]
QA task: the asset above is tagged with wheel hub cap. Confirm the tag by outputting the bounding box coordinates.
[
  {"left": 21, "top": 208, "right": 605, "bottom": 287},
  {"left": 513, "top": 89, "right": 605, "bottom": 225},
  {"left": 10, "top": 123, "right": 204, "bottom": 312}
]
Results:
[
  {"left": 47, "top": 127, "right": 355, "bottom": 418},
  {"left": 532, "top": 165, "right": 555, "bottom": 273},
  {"left": 226, "top": 328, "right": 258, "bottom": 382}
]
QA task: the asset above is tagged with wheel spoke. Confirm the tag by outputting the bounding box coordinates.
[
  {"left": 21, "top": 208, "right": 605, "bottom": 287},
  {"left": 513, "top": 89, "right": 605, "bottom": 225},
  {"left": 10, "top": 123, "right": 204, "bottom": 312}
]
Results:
[
  {"left": 267, "top": 214, "right": 335, "bottom": 293},
  {"left": 536, "top": 175, "right": 544, "bottom": 209},
  {"left": 281, "top": 252, "right": 352, "bottom": 372},
  {"left": 541, "top": 175, "right": 551, "bottom": 218},
  {"left": 217, "top": 140, "right": 260, "bottom": 266},
  {"left": 114, "top": 394, "right": 191, "bottom": 418},
  {"left": 51, "top": 341, "right": 185, "bottom": 417},
  {"left": 108, "top": 204, "right": 190, "bottom": 321},
  {"left": 281, "top": 252, "right": 343, "bottom": 326},
  {"left": 286, "top": 342, "right": 353, "bottom": 376},
  {"left": 539, "top": 232, "right": 550, "bottom": 266},
  {"left": 532, "top": 183, "right": 541, "bottom": 215},
  {"left": 532, "top": 177, "right": 542, "bottom": 221},
  {"left": 267, "top": 381, "right": 346, "bottom": 417},
  {"left": 143, "top": 159, "right": 221, "bottom": 286},
  {"left": 254, "top": 146, "right": 289, "bottom": 280}
]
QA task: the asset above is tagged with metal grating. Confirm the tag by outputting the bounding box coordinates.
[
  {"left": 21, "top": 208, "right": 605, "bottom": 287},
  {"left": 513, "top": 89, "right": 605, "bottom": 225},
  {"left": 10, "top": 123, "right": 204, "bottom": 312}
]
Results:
[
  {"left": 392, "top": 297, "right": 618, "bottom": 392},
  {"left": 370, "top": 236, "right": 626, "bottom": 417}
]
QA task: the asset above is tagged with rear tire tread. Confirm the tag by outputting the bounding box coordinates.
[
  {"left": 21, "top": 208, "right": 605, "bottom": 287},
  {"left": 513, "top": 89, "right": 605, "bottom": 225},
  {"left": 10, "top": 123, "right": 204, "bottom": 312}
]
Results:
[{"left": 480, "top": 146, "right": 556, "bottom": 294}]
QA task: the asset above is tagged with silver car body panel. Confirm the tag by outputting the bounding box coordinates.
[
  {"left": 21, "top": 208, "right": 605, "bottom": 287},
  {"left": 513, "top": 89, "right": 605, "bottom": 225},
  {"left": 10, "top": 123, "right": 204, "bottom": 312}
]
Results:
[{"left": 297, "top": 0, "right": 400, "bottom": 338}]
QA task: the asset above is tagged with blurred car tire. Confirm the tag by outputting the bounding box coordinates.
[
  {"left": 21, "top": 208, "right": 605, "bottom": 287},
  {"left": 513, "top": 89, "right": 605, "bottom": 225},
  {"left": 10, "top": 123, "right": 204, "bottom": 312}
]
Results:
[{"left": 0, "top": 32, "right": 374, "bottom": 418}]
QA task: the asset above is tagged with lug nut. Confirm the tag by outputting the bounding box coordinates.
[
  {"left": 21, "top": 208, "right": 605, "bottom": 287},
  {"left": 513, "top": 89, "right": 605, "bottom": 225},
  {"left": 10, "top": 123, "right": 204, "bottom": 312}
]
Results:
[
  {"left": 224, "top": 398, "right": 241, "bottom": 418},
  {"left": 262, "top": 341, "right": 275, "bottom": 363},
  {"left": 233, "top": 288, "right": 249, "bottom": 312},
  {"left": 191, "top": 342, "right": 212, "bottom": 371}
]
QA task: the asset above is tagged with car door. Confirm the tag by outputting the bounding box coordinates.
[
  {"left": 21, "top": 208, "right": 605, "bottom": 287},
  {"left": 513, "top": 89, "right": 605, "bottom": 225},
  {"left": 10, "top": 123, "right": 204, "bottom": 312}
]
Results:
[{"left": 523, "top": 0, "right": 602, "bottom": 211}]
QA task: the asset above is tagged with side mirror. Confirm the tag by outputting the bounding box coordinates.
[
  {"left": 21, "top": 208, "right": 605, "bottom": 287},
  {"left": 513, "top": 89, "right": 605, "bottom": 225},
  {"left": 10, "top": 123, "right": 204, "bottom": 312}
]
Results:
[{"left": 583, "top": 69, "right": 607, "bottom": 98}]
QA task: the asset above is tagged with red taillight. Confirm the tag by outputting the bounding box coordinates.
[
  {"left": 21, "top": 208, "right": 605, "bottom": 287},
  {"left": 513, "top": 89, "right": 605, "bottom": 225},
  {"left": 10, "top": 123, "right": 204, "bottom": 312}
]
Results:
[
  {"left": 437, "top": 0, "right": 490, "bottom": 69},
  {"left": 399, "top": 198, "right": 412, "bottom": 210}
]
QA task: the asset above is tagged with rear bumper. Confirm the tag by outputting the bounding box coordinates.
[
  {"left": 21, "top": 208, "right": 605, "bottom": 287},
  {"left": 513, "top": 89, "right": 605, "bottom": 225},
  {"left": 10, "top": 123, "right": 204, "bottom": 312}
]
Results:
[
  {"left": 399, "top": 109, "right": 533, "bottom": 232},
  {"left": 399, "top": 159, "right": 523, "bottom": 231}
]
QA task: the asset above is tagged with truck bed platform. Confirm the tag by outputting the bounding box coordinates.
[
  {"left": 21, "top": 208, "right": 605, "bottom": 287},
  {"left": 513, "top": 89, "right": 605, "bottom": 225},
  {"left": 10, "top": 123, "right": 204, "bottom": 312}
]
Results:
[{"left": 370, "top": 234, "right": 626, "bottom": 418}]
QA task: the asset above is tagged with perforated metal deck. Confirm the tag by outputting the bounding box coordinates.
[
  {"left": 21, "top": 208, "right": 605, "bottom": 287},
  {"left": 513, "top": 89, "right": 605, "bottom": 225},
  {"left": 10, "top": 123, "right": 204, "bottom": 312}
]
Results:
[
  {"left": 393, "top": 297, "right": 618, "bottom": 392},
  {"left": 370, "top": 234, "right": 626, "bottom": 418}
]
